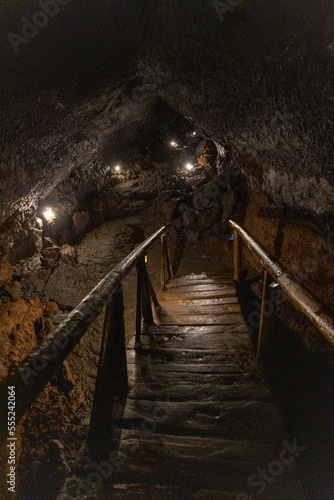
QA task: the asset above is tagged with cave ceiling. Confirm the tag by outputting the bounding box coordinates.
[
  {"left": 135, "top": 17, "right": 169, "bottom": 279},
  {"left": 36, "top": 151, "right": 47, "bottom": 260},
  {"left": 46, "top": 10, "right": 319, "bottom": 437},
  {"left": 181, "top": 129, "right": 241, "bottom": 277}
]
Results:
[{"left": 0, "top": 0, "right": 333, "bottom": 226}]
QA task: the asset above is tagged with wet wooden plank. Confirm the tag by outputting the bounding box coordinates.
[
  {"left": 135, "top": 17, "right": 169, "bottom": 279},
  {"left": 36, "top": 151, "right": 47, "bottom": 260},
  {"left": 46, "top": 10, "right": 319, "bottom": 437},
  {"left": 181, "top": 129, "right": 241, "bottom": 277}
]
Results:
[
  {"left": 159, "top": 290, "right": 236, "bottom": 300},
  {"left": 95, "top": 484, "right": 245, "bottom": 500},
  {"left": 127, "top": 381, "right": 272, "bottom": 402},
  {"left": 156, "top": 303, "right": 241, "bottom": 315},
  {"left": 141, "top": 332, "right": 253, "bottom": 350},
  {"left": 158, "top": 296, "right": 240, "bottom": 306},
  {"left": 163, "top": 283, "right": 236, "bottom": 292},
  {"left": 113, "top": 446, "right": 277, "bottom": 491},
  {"left": 126, "top": 373, "right": 264, "bottom": 398},
  {"left": 126, "top": 347, "right": 258, "bottom": 367},
  {"left": 173, "top": 273, "right": 233, "bottom": 280},
  {"left": 204, "top": 271, "right": 234, "bottom": 277},
  {"left": 127, "top": 345, "right": 255, "bottom": 361},
  {"left": 95, "top": 481, "right": 294, "bottom": 500},
  {"left": 115, "top": 399, "right": 286, "bottom": 441},
  {"left": 126, "top": 361, "right": 255, "bottom": 375},
  {"left": 156, "top": 312, "right": 245, "bottom": 325},
  {"left": 106, "top": 431, "right": 295, "bottom": 498},
  {"left": 118, "top": 430, "right": 285, "bottom": 463},
  {"left": 167, "top": 278, "right": 234, "bottom": 287},
  {"left": 144, "top": 324, "right": 249, "bottom": 335}
]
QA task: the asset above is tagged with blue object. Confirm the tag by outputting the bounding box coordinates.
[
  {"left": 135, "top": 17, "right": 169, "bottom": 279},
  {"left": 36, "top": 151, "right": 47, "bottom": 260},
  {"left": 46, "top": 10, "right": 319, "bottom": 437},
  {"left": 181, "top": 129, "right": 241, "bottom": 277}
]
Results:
[{"left": 229, "top": 234, "right": 234, "bottom": 240}]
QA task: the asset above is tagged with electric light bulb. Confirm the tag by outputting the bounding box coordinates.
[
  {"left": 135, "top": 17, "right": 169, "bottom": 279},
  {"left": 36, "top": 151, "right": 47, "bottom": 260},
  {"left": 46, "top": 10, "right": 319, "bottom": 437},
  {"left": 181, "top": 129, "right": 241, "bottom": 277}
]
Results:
[
  {"left": 115, "top": 165, "right": 120, "bottom": 171},
  {"left": 186, "top": 163, "right": 193, "bottom": 171},
  {"left": 43, "top": 208, "right": 56, "bottom": 223}
]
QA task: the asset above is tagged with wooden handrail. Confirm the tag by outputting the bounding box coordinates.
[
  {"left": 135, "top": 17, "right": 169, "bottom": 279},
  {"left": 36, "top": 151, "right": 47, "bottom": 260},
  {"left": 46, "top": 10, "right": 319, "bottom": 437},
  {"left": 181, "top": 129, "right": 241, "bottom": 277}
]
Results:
[
  {"left": 0, "top": 226, "right": 168, "bottom": 446},
  {"left": 229, "top": 219, "right": 334, "bottom": 350}
]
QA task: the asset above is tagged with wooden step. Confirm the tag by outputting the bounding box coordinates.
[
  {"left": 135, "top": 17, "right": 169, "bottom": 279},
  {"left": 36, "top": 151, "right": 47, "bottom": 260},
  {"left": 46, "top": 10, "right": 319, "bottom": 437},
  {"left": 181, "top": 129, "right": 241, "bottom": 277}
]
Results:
[
  {"left": 144, "top": 324, "right": 249, "bottom": 335},
  {"left": 126, "top": 348, "right": 259, "bottom": 369},
  {"left": 126, "top": 380, "right": 272, "bottom": 403},
  {"left": 158, "top": 296, "right": 239, "bottom": 305},
  {"left": 90, "top": 273, "right": 297, "bottom": 499},
  {"left": 159, "top": 289, "right": 236, "bottom": 300},
  {"left": 104, "top": 431, "right": 296, "bottom": 495},
  {"left": 163, "top": 283, "right": 235, "bottom": 292},
  {"left": 156, "top": 303, "right": 241, "bottom": 315},
  {"left": 172, "top": 273, "right": 233, "bottom": 280},
  {"left": 156, "top": 312, "right": 245, "bottom": 325},
  {"left": 167, "top": 278, "right": 234, "bottom": 287},
  {"left": 114, "top": 399, "right": 285, "bottom": 442}
]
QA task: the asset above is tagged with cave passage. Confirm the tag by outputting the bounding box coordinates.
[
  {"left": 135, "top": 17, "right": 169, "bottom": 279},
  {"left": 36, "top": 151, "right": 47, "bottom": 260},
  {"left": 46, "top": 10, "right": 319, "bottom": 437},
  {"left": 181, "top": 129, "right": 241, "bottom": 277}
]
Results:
[{"left": 1, "top": 1, "right": 334, "bottom": 499}]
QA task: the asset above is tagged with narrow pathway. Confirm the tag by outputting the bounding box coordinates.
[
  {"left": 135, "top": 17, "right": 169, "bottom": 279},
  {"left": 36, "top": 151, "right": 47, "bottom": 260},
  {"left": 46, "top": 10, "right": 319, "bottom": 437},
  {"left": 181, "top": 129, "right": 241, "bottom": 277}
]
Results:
[{"left": 96, "top": 273, "right": 301, "bottom": 499}]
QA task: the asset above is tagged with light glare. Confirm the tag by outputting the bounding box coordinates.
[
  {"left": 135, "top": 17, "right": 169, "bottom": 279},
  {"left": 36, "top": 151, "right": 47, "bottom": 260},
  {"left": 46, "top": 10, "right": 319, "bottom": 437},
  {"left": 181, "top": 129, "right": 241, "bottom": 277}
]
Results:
[
  {"left": 43, "top": 208, "right": 56, "bottom": 223},
  {"left": 186, "top": 163, "right": 193, "bottom": 171},
  {"left": 115, "top": 165, "right": 120, "bottom": 171}
]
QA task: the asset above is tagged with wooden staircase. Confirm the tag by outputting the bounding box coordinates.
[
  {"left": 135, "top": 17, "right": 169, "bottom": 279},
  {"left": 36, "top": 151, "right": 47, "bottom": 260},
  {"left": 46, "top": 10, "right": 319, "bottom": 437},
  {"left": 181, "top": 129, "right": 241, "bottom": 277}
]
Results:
[{"left": 87, "top": 273, "right": 301, "bottom": 499}]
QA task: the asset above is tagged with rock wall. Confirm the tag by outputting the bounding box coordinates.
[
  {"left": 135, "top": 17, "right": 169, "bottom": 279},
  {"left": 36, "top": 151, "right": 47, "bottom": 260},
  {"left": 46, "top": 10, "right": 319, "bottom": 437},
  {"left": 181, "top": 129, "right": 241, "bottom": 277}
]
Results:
[{"left": 242, "top": 192, "right": 334, "bottom": 313}]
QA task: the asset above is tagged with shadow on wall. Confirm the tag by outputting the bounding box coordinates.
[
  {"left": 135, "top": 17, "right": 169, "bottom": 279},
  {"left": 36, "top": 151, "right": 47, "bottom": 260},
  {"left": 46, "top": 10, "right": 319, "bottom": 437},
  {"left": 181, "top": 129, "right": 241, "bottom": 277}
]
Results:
[{"left": 237, "top": 277, "right": 334, "bottom": 500}]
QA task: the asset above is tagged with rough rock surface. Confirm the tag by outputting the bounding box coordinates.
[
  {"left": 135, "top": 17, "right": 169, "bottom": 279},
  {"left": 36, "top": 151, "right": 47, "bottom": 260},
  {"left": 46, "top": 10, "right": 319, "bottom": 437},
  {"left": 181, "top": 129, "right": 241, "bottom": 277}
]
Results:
[
  {"left": 0, "top": 0, "right": 332, "bottom": 230},
  {"left": 0, "top": 256, "right": 13, "bottom": 286},
  {"left": 0, "top": 298, "right": 43, "bottom": 379}
]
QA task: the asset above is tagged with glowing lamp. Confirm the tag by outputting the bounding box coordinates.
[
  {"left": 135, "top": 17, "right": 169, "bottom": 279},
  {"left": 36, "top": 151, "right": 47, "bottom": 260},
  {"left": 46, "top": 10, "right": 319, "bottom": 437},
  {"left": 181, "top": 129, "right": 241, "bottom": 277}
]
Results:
[
  {"left": 192, "top": 131, "right": 196, "bottom": 136},
  {"left": 115, "top": 165, "right": 121, "bottom": 172},
  {"left": 186, "top": 163, "right": 193, "bottom": 171},
  {"left": 43, "top": 208, "right": 56, "bottom": 223},
  {"left": 170, "top": 141, "right": 176, "bottom": 147}
]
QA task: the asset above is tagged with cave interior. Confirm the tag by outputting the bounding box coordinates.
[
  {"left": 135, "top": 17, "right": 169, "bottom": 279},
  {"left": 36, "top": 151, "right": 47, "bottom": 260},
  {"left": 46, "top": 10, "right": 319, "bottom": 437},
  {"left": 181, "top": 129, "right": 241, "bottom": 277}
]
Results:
[{"left": 1, "top": 0, "right": 334, "bottom": 498}]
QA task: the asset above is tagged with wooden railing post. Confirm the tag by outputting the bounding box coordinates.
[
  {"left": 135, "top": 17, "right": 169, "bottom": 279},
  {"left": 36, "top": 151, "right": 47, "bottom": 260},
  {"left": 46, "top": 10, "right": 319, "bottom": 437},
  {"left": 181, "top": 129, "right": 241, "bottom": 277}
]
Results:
[
  {"left": 161, "top": 234, "right": 166, "bottom": 289},
  {"left": 165, "top": 237, "right": 174, "bottom": 279},
  {"left": 233, "top": 231, "right": 241, "bottom": 283},
  {"left": 88, "top": 285, "right": 128, "bottom": 460},
  {"left": 135, "top": 258, "right": 155, "bottom": 349},
  {"left": 146, "top": 269, "right": 159, "bottom": 308},
  {"left": 257, "top": 270, "right": 275, "bottom": 357},
  {"left": 140, "top": 258, "right": 154, "bottom": 325},
  {"left": 161, "top": 233, "right": 173, "bottom": 289},
  {"left": 135, "top": 262, "right": 143, "bottom": 349}
]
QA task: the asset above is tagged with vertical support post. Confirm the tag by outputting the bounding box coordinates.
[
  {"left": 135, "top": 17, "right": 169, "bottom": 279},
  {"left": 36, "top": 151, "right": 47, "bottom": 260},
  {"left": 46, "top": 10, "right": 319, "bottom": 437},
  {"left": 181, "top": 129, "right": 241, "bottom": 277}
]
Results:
[
  {"left": 88, "top": 285, "right": 128, "bottom": 460},
  {"left": 161, "top": 234, "right": 166, "bottom": 289},
  {"left": 233, "top": 231, "right": 241, "bottom": 283},
  {"left": 146, "top": 269, "right": 159, "bottom": 307},
  {"left": 161, "top": 233, "right": 173, "bottom": 288},
  {"left": 165, "top": 237, "right": 174, "bottom": 278},
  {"left": 140, "top": 258, "right": 154, "bottom": 325},
  {"left": 135, "top": 262, "right": 143, "bottom": 349},
  {"left": 257, "top": 270, "right": 275, "bottom": 357}
]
